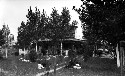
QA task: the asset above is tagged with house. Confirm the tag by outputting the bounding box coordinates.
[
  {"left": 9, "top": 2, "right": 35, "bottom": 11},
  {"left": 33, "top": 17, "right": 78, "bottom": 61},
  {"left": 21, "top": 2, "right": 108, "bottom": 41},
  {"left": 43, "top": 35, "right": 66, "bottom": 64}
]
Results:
[
  {"left": 31, "top": 25, "right": 86, "bottom": 56},
  {"left": 31, "top": 38, "right": 86, "bottom": 56}
]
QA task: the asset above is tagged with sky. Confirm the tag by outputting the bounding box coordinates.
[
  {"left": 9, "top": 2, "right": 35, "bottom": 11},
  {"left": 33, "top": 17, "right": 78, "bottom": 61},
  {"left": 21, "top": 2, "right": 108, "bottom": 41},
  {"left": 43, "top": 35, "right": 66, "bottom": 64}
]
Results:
[{"left": 0, "top": 0, "right": 83, "bottom": 41}]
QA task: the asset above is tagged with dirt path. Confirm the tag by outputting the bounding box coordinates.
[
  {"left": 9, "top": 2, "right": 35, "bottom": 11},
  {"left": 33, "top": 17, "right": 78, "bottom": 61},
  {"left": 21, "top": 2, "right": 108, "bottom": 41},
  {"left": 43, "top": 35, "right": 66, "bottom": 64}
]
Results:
[
  {"left": 36, "top": 61, "right": 67, "bottom": 76},
  {"left": 36, "top": 65, "right": 66, "bottom": 76}
]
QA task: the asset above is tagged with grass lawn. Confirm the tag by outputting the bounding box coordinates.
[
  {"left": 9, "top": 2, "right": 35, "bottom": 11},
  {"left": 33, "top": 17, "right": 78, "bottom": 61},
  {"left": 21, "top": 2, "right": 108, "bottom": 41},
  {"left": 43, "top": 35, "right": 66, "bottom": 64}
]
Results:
[
  {"left": 80, "top": 57, "right": 120, "bottom": 72},
  {"left": 55, "top": 67, "right": 121, "bottom": 76},
  {"left": 0, "top": 55, "right": 68, "bottom": 76},
  {"left": 54, "top": 57, "right": 124, "bottom": 76},
  {"left": 0, "top": 55, "right": 124, "bottom": 76},
  {"left": 0, "top": 55, "right": 43, "bottom": 76}
]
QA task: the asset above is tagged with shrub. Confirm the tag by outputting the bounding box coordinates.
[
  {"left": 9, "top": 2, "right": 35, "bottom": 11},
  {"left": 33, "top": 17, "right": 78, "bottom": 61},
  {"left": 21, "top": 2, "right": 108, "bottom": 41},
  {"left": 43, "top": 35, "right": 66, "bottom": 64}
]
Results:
[
  {"left": 24, "top": 54, "right": 30, "bottom": 60},
  {"left": 57, "top": 55, "right": 63, "bottom": 64},
  {"left": 29, "top": 50, "right": 38, "bottom": 62},
  {"left": 14, "top": 52, "right": 19, "bottom": 56},
  {"left": 0, "top": 52, "right": 3, "bottom": 59}
]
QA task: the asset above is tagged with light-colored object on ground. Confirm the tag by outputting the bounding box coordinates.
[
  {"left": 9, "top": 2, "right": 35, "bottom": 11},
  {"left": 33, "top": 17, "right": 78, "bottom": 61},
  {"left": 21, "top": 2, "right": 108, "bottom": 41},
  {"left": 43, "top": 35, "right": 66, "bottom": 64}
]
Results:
[
  {"left": 19, "top": 57, "right": 23, "bottom": 60},
  {"left": 116, "top": 44, "right": 120, "bottom": 67},
  {"left": 101, "top": 54, "right": 114, "bottom": 59},
  {"left": 36, "top": 65, "right": 66, "bottom": 76},
  {"left": 73, "top": 64, "right": 81, "bottom": 69},
  {"left": 19, "top": 49, "right": 28, "bottom": 55},
  {"left": 19, "top": 57, "right": 30, "bottom": 62},
  {"left": 22, "top": 59, "right": 30, "bottom": 62},
  {"left": 65, "top": 50, "right": 69, "bottom": 56},
  {"left": 64, "top": 56, "right": 68, "bottom": 58},
  {"left": 98, "top": 48, "right": 108, "bottom": 52},
  {"left": 76, "top": 64, "right": 80, "bottom": 66},
  {"left": 38, "top": 64, "right": 45, "bottom": 69},
  {"left": 46, "top": 55, "right": 50, "bottom": 60}
]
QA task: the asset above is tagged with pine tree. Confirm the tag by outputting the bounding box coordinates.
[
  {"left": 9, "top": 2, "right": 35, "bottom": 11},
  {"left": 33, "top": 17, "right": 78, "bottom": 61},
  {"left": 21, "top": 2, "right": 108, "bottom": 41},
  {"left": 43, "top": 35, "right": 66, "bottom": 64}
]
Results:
[{"left": 0, "top": 29, "right": 5, "bottom": 46}]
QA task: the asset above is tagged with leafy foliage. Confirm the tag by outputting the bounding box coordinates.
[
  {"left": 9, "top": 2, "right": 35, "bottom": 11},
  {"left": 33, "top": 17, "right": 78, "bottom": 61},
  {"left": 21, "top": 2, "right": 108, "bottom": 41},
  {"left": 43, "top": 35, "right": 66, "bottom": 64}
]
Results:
[
  {"left": 0, "top": 25, "right": 10, "bottom": 46},
  {"left": 29, "top": 49, "right": 38, "bottom": 62},
  {"left": 17, "top": 21, "right": 31, "bottom": 49},
  {"left": 0, "top": 29, "right": 5, "bottom": 46},
  {"left": 74, "top": 0, "right": 125, "bottom": 46},
  {"left": 17, "top": 6, "right": 78, "bottom": 49},
  {"left": 46, "top": 7, "right": 77, "bottom": 41}
]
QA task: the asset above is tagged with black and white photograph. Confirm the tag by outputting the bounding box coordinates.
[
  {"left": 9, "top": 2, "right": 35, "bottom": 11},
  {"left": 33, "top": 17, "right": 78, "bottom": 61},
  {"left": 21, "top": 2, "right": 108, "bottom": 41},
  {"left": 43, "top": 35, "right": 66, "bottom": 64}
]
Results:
[{"left": 0, "top": 0, "right": 125, "bottom": 76}]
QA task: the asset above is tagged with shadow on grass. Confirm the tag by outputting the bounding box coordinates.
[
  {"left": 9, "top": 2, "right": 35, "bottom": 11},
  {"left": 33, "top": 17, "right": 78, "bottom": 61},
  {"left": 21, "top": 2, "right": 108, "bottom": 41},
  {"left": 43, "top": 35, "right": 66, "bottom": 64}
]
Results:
[
  {"left": 81, "top": 57, "right": 121, "bottom": 74},
  {"left": 55, "top": 57, "right": 121, "bottom": 76}
]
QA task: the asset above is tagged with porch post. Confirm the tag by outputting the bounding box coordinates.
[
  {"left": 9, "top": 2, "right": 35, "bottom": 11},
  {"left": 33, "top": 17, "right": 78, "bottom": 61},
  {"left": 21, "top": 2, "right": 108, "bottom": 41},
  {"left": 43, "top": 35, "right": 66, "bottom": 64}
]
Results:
[
  {"left": 61, "top": 42, "right": 62, "bottom": 55},
  {"left": 120, "top": 47, "right": 124, "bottom": 76},
  {"left": 36, "top": 42, "right": 37, "bottom": 52},
  {"left": 5, "top": 48, "right": 8, "bottom": 58},
  {"left": 116, "top": 44, "right": 120, "bottom": 67}
]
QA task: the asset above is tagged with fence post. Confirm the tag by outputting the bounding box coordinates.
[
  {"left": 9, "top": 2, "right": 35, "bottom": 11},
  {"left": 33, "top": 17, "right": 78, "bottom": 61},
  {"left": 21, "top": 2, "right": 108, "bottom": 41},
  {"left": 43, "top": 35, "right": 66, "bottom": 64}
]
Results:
[
  {"left": 120, "top": 41, "right": 125, "bottom": 76},
  {"left": 54, "top": 56, "right": 56, "bottom": 76}
]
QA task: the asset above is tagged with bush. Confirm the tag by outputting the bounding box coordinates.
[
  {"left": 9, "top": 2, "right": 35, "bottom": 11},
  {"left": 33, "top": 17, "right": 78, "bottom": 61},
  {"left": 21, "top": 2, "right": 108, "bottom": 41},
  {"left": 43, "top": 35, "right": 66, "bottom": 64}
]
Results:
[
  {"left": 83, "top": 44, "right": 93, "bottom": 62},
  {"left": 24, "top": 54, "right": 30, "bottom": 60},
  {"left": 65, "top": 59, "right": 76, "bottom": 68},
  {"left": 0, "top": 52, "right": 3, "bottom": 59},
  {"left": 14, "top": 52, "right": 19, "bottom": 56},
  {"left": 29, "top": 50, "right": 38, "bottom": 62},
  {"left": 57, "top": 55, "right": 63, "bottom": 64}
]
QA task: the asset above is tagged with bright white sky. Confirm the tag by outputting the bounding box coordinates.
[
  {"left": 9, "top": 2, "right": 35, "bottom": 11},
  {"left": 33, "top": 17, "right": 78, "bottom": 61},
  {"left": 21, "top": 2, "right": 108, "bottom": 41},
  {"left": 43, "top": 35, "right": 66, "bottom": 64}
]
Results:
[{"left": 0, "top": 0, "right": 83, "bottom": 41}]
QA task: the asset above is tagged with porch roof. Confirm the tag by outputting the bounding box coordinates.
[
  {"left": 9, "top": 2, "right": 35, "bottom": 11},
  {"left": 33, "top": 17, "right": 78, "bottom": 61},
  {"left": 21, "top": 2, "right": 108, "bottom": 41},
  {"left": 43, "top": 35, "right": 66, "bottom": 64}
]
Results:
[{"left": 38, "top": 38, "right": 86, "bottom": 43}]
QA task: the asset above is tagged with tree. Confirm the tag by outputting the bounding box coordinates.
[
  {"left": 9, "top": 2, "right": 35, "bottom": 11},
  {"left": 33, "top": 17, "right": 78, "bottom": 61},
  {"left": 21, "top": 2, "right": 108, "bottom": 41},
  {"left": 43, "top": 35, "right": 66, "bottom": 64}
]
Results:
[
  {"left": 0, "top": 29, "right": 5, "bottom": 46},
  {"left": 44, "top": 8, "right": 61, "bottom": 41},
  {"left": 26, "top": 7, "right": 41, "bottom": 52},
  {"left": 72, "top": 0, "right": 125, "bottom": 62},
  {"left": 26, "top": 6, "right": 39, "bottom": 43},
  {"left": 74, "top": 0, "right": 125, "bottom": 47},
  {"left": 17, "top": 21, "right": 30, "bottom": 50},
  {"left": 17, "top": 7, "right": 78, "bottom": 54},
  {"left": 17, "top": 7, "right": 45, "bottom": 51},
  {"left": 44, "top": 7, "right": 77, "bottom": 55},
  {"left": 1, "top": 24, "right": 10, "bottom": 58},
  {"left": 2, "top": 25, "right": 10, "bottom": 44},
  {"left": 46, "top": 7, "right": 77, "bottom": 41},
  {"left": 38, "top": 9, "right": 49, "bottom": 40},
  {"left": 61, "top": 7, "right": 78, "bottom": 39}
]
